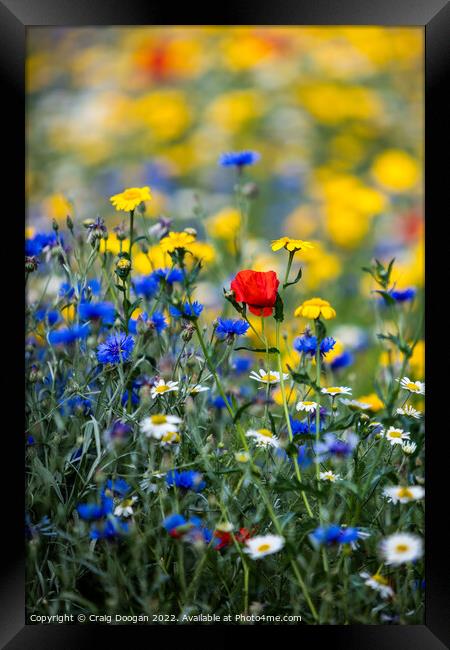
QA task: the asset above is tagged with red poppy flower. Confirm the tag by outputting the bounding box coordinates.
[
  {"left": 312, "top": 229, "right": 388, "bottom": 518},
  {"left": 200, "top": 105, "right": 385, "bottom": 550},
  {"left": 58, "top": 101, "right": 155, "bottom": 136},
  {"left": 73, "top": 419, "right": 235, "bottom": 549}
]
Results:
[
  {"left": 230, "top": 270, "right": 279, "bottom": 317},
  {"left": 235, "top": 527, "right": 255, "bottom": 543},
  {"left": 213, "top": 530, "right": 233, "bottom": 550}
]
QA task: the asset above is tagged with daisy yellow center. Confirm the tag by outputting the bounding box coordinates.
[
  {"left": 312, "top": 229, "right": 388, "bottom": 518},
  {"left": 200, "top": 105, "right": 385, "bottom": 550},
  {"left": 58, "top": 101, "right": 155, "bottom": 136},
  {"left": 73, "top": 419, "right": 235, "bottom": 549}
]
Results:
[
  {"left": 162, "top": 432, "right": 179, "bottom": 442},
  {"left": 395, "top": 544, "right": 409, "bottom": 553},
  {"left": 257, "top": 543, "right": 271, "bottom": 552},
  {"left": 262, "top": 373, "right": 277, "bottom": 382},
  {"left": 123, "top": 189, "right": 142, "bottom": 200},
  {"left": 257, "top": 429, "right": 273, "bottom": 438},
  {"left": 397, "top": 487, "right": 413, "bottom": 498},
  {"left": 373, "top": 573, "right": 388, "bottom": 585},
  {"left": 327, "top": 387, "right": 342, "bottom": 393},
  {"left": 389, "top": 431, "right": 402, "bottom": 438},
  {"left": 151, "top": 414, "right": 168, "bottom": 424},
  {"left": 303, "top": 401, "right": 315, "bottom": 406},
  {"left": 121, "top": 498, "right": 134, "bottom": 507},
  {"left": 406, "top": 382, "right": 420, "bottom": 391},
  {"left": 155, "top": 385, "right": 170, "bottom": 394}
]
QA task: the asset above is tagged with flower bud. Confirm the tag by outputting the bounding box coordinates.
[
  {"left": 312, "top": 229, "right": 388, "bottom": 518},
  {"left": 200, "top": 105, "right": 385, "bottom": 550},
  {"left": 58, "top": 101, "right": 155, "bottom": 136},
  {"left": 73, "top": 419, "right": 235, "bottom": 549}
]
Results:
[
  {"left": 181, "top": 323, "right": 195, "bottom": 342},
  {"left": 115, "top": 256, "right": 131, "bottom": 279},
  {"left": 25, "top": 256, "right": 39, "bottom": 273},
  {"left": 241, "top": 182, "right": 259, "bottom": 198}
]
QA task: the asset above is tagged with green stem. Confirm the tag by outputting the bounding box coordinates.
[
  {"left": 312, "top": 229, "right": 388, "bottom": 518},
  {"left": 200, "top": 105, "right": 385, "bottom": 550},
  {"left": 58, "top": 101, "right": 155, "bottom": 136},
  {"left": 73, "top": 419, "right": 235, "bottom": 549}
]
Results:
[
  {"left": 314, "top": 320, "right": 322, "bottom": 483},
  {"left": 243, "top": 563, "right": 249, "bottom": 615},
  {"left": 276, "top": 321, "right": 314, "bottom": 519}
]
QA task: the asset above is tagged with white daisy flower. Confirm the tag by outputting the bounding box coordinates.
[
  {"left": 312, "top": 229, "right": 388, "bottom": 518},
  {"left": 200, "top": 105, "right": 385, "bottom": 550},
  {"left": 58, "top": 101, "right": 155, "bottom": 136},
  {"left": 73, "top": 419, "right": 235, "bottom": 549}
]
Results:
[
  {"left": 397, "top": 377, "right": 425, "bottom": 395},
  {"left": 383, "top": 485, "right": 425, "bottom": 504},
  {"left": 380, "top": 532, "right": 423, "bottom": 565},
  {"left": 189, "top": 384, "right": 210, "bottom": 394},
  {"left": 360, "top": 572, "right": 394, "bottom": 598},
  {"left": 296, "top": 400, "right": 318, "bottom": 413},
  {"left": 402, "top": 441, "right": 418, "bottom": 455},
  {"left": 321, "top": 386, "right": 352, "bottom": 397},
  {"left": 160, "top": 431, "right": 181, "bottom": 446},
  {"left": 151, "top": 379, "right": 179, "bottom": 399},
  {"left": 319, "top": 470, "right": 341, "bottom": 482},
  {"left": 383, "top": 427, "right": 411, "bottom": 446},
  {"left": 235, "top": 451, "right": 250, "bottom": 463},
  {"left": 245, "top": 428, "right": 280, "bottom": 448},
  {"left": 244, "top": 534, "right": 285, "bottom": 559},
  {"left": 114, "top": 495, "right": 138, "bottom": 518},
  {"left": 249, "top": 369, "right": 289, "bottom": 385},
  {"left": 396, "top": 405, "right": 422, "bottom": 419},
  {"left": 140, "top": 414, "right": 182, "bottom": 439}
]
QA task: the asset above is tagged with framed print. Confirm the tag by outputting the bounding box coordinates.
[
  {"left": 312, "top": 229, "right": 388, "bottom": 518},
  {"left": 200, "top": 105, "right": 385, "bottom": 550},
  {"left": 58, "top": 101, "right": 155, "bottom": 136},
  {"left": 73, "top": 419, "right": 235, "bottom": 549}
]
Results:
[{"left": 1, "top": 0, "right": 449, "bottom": 647}]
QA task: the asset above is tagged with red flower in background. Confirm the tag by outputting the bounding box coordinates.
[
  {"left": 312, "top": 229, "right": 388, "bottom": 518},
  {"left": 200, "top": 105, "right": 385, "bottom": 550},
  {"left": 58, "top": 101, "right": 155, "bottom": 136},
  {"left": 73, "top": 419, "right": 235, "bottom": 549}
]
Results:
[{"left": 230, "top": 270, "right": 279, "bottom": 317}]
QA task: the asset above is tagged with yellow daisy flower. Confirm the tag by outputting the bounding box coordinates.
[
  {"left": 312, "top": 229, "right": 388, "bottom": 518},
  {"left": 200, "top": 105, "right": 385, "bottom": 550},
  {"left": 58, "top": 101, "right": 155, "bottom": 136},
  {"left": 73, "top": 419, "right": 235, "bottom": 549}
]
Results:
[
  {"left": 110, "top": 186, "right": 152, "bottom": 212},
  {"left": 294, "top": 297, "right": 336, "bottom": 320},
  {"left": 159, "top": 231, "right": 195, "bottom": 253},
  {"left": 271, "top": 237, "right": 314, "bottom": 253}
]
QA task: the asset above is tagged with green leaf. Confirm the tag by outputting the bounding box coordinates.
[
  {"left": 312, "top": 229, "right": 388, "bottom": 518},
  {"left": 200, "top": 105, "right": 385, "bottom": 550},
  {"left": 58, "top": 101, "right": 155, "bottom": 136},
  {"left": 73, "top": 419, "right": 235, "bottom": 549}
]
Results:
[
  {"left": 233, "top": 401, "right": 254, "bottom": 423},
  {"left": 273, "top": 293, "right": 284, "bottom": 322},
  {"left": 234, "top": 346, "right": 280, "bottom": 354},
  {"left": 283, "top": 267, "right": 302, "bottom": 289},
  {"left": 289, "top": 369, "right": 318, "bottom": 391}
]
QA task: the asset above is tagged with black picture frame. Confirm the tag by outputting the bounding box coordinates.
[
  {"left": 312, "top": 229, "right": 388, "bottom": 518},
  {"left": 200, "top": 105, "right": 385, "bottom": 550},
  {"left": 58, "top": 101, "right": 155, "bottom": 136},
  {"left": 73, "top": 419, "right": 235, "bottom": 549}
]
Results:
[{"left": 2, "top": 1, "right": 449, "bottom": 647}]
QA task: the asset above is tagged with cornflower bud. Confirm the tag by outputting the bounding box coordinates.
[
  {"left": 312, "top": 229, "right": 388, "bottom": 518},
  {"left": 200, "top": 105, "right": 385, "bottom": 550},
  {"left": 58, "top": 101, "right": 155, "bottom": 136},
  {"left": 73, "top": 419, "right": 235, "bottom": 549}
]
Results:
[{"left": 25, "top": 256, "right": 39, "bottom": 273}]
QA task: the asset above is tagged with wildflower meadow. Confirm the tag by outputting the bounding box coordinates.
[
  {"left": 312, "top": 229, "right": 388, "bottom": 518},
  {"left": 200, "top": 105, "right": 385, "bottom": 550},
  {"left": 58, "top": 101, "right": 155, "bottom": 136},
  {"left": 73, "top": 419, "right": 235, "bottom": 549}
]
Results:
[{"left": 26, "top": 27, "right": 424, "bottom": 625}]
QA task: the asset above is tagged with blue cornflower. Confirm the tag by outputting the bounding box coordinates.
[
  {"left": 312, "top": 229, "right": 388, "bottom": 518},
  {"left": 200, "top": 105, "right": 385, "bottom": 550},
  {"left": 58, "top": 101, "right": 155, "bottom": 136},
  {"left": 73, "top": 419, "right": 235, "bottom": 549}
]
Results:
[
  {"left": 97, "top": 333, "right": 134, "bottom": 364},
  {"left": 59, "top": 278, "right": 101, "bottom": 300},
  {"left": 151, "top": 310, "right": 168, "bottom": 333},
  {"left": 330, "top": 350, "right": 353, "bottom": 371},
  {"left": 132, "top": 275, "right": 160, "bottom": 299},
  {"left": 216, "top": 318, "right": 249, "bottom": 339},
  {"left": 166, "top": 470, "right": 206, "bottom": 493},
  {"left": 79, "top": 301, "right": 115, "bottom": 325},
  {"left": 27, "top": 435, "right": 35, "bottom": 446},
  {"left": 211, "top": 394, "right": 233, "bottom": 410},
  {"left": 48, "top": 324, "right": 90, "bottom": 345},
  {"left": 169, "top": 301, "right": 203, "bottom": 320},
  {"left": 105, "top": 420, "right": 133, "bottom": 445},
  {"left": 232, "top": 357, "right": 253, "bottom": 374},
  {"left": 290, "top": 416, "right": 310, "bottom": 436},
  {"left": 89, "top": 517, "right": 130, "bottom": 540},
  {"left": 186, "top": 522, "right": 213, "bottom": 545},
  {"left": 163, "top": 513, "right": 187, "bottom": 535},
  {"left": 162, "top": 513, "right": 212, "bottom": 543},
  {"left": 152, "top": 268, "right": 184, "bottom": 284},
  {"left": 315, "top": 433, "right": 358, "bottom": 462},
  {"left": 105, "top": 478, "right": 131, "bottom": 497},
  {"left": 121, "top": 388, "right": 140, "bottom": 407},
  {"left": 294, "top": 334, "right": 336, "bottom": 357},
  {"left": 310, "top": 525, "right": 363, "bottom": 547},
  {"left": 128, "top": 311, "right": 167, "bottom": 335},
  {"left": 219, "top": 151, "right": 260, "bottom": 167},
  {"left": 65, "top": 396, "right": 92, "bottom": 416},
  {"left": 25, "top": 232, "right": 59, "bottom": 257},
  {"left": 35, "top": 308, "right": 60, "bottom": 326},
  {"left": 77, "top": 493, "right": 113, "bottom": 521},
  {"left": 390, "top": 287, "right": 416, "bottom": 302},
  {"left": 297, "top": 444, "right": 313, "bottom": 468}
]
